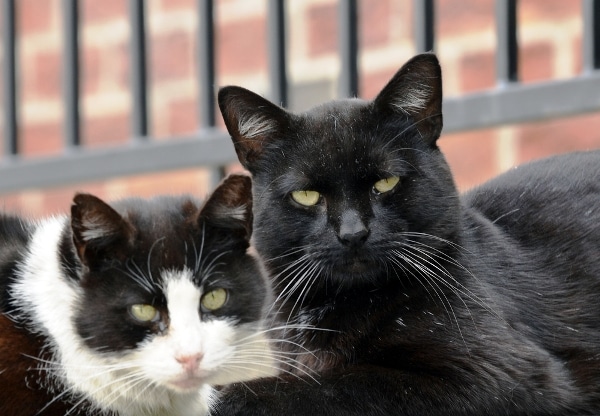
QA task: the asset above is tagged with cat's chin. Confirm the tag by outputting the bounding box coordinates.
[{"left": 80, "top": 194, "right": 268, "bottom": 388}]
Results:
[{"left": 168, "top": 375, "right": 208, "bottom": 392}]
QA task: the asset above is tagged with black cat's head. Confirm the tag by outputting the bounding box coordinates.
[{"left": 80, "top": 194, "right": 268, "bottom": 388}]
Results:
[
  {"left": 218, "top": 54, "right": 460, "bottom": 299},
  {"left": 66, "top": 174, "right": 266, "bottom": 354}
]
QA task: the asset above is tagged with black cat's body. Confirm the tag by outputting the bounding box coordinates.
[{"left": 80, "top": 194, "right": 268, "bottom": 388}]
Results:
[
  {"left": 0, "top": 175, "right": 276, "bottom": 416},
  {"left": 216, "top": 53, "right": 600, "bottom": 415}
]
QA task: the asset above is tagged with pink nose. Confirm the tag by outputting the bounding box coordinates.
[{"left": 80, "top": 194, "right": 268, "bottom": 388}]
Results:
[{"left": 175, "top": 353, "right": 204, "bottom": 373}]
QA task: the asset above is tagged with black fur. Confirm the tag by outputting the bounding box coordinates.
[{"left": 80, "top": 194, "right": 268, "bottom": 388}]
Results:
[
  {"left": 216, "top": 53, "right": 600, "bottom": 415},
  {"left": 0, "top": 174, "right": 266, "bottom": 415}
]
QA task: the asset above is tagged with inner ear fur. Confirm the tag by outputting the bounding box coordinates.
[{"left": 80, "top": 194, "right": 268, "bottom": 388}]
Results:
[
  {"left": 218, "top": 86, "right": 289, "bottom": 170},
  {"left": 198, "top": 174, "right": 253, "bottom": 243},
  {"left": 374, "top": 53, "right": 443, "bottom": 144}
]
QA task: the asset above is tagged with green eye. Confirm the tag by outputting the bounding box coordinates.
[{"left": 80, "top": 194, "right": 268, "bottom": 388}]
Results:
[
  {"left": 291, "top": 190, "right": 321, "bottom": 206},
  {"left": 201, "top": 288, "right": 228, "bottom": 311},
  {"left": 130, "top": 304, "right": 159, "bottom": 322},
  {"left": 373, "top": 176, "right": 400, "bottom": 194}
]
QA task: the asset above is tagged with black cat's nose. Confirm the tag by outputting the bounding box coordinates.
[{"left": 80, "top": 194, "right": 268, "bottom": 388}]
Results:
[{"left": 338, "top": 210, "right": 370, "bottom": 248}]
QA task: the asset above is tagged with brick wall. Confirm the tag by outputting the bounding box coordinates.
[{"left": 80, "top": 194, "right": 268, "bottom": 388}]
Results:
[{"left": 1, "top": 0, "right": 598, "bottom": 216}]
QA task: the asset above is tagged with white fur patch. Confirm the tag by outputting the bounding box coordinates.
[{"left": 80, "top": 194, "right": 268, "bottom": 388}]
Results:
[
  {"left": 238, "top": 113, "right": 276, "bottom": 139},
  {"left": 10, "top": 224, "right": 275, "bottom": 416},
  {"left": 213, "top": 204, "right": 248, "bottom": 222},
  {"left": 390, "top": 82, "right": 432, "bottom": 115}
]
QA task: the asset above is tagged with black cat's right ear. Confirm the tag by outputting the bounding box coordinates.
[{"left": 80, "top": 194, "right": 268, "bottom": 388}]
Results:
[
  {"left": 71, "top": 193, "right": 135, "bottom": 266},
  {"left": 199, "top": 174, "right": 253, "bottom": 244},
  {"left": 218, "top": 86, "right": 288, "bottom": 171},
  {"left": 374, "top": 53, "right": 443, "bottom": 145}
]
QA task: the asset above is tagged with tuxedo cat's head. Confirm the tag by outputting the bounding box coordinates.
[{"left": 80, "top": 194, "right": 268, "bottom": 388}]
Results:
[
  {"left": 218, "top": 54, "right": 460, "bottom": 299},
  {"left": 34, "top": 174, "right": 275, "bottom": 414}
]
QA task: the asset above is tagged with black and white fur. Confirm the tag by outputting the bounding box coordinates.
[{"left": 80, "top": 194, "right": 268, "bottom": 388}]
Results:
[{"left": 0, "top": 174, "right": 277, "bottom": 416}]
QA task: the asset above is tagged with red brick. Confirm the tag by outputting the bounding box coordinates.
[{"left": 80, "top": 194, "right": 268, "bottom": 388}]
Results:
[
  {"left": 360, "top": 67, "right": 407, "bottom": 99},
  {"left": 167, "top": 98, "right": 199, "bottom": 136},
  {"left": 116, "top": 169, "right": 210, "bottom": 198},
  {"left": 82, "top": 0, "right": 126, "bottom": 23},
  {"left": 160, "top": 0, "right": 194, "bottom": 11},
  {"left": 459, "top": 51, "right": 496, "bottom": 93},
  {"left": 217, "top": 17, "right": 267, "bottom": 74},
  {"left": 18, "top": 0, "right": 54, "bottom": 33},
  {"left": 42, "top": 182, "right": 106, "bottom": 215},
  {"left": 152, "top": 32, "right": 194, "bottom": 82},
  {"left": 519, "top": 0, "right": 579, "bottom": 22},
  {"left": 359, "top": 0, "right": 391, "bottom": 48},
  {"left": 83, "top": 114, "right": 130, "bottom": 148},
  {"left": 438, "top": 129, "right": 499, "bottom": 191},
  {"left": 437, "top": 0, "right": 494, "bottom": 36},
  {"left": 34, "top": 50, "right": 62, "bottom": 99},
  {"left": 519, "top": 42, "right": 553, "bottom": 83},
  {"left": 517, "top": 113, "right": 600, "bottom": 163},
  {"left": 307, "top": 3, "right": 338, "bottom": 57},
  {"left": 20, "top": 122, "right": 62, "bottom": 157},
  {"left": 81, "top": 46, "right": 102, "bottom": 94}
]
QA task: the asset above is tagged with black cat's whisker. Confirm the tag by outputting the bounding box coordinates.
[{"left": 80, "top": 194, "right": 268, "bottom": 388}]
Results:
[
  {"left": 398, "top": 235, "right": 502, "bottom": 321},
  {"left": 389, "top": 249, "right": 456, "bottom": 320},
  {"left": 268, "top": 253, "right": 317, "bottom": 317},
  {"left": 388, "top": 248, "right": 471, "bottom": 352},
  {"left": 285, "top": 260, "right": 323, "bottom": 320}
]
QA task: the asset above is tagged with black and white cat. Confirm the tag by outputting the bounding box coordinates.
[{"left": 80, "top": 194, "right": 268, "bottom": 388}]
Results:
[
  {"left": 0, "top": 174, "right": 277, "bottom": 416},
  {"left": 216, "top": 53, "right": 600, "bottom": 414}
]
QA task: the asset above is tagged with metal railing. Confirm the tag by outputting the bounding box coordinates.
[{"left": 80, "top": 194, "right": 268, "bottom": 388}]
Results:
[{"left": 1, "top": 0, "right": 599, "bottom": 194}]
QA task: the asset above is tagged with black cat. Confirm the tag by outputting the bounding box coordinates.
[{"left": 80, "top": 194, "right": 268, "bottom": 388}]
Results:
[{"left": 215, "top": 53, "right": 600, "bottom": 415}]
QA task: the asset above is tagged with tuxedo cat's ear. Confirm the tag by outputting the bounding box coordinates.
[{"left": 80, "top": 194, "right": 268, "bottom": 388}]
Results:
[
  {"left": 374, "top": 53, "right": 443, "bottom": 144},
  {"left": 218, "top": 86, "right": 288, "bottom": 170},
  {"left": 199, "top": 174, "right": 253, "bottom": 243},
  {"left": 71, "top": 193, "right": 135, "bottom": 266}
]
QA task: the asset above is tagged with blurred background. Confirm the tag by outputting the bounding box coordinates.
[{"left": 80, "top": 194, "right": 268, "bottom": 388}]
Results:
[{"left": 1, "top": 0, "right": 599, "bottom": 217}]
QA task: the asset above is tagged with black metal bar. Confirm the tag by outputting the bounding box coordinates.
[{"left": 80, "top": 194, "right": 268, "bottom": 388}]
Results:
[
  {"left": 2, "top": 0, "right": 18, "bottom": 155},
  {"left": 197, "top": 0, "right": 216, "bottom": 127},
  {"left": 338, "top": 0, "right": 358, "bottom": 98},
  {"left": 496, "top": 0, "right": 518, "bottom": 84},
  {"left": 62, "top": 0, "right": 80, "bottom": 147},
  {"left": 583, "top": 0, "right": 600, "bottom": 71},
  {"left": 413, "top": 0, "right": 435, "bottom": 52},
  {"left": 129, "top": 0, "right": 149, "bottom": 138},
  {"left": 267, "top": 0, "right": 287, "bottom": 107}
]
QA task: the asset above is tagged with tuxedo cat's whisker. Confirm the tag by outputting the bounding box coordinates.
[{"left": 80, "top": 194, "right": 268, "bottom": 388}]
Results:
[
  {"left": 197, "top": 249, "right": 230, "bottom": 280},
  {"left": 123, "top": 259, "right": 156, "bottom": 294}
]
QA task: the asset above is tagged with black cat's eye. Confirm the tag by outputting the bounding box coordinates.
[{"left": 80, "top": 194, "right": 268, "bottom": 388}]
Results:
[
  {"left": 373, "top": 176, "right": 400, "bottom": 195},
  {"left": 290, "top": 190, "right": 321, "bottom": 207}
]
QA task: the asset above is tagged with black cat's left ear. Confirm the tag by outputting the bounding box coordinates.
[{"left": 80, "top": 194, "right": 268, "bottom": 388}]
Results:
[
  {"left": 71, "top": 193, "right": 135, "bottom": 266},
  {"left": 199, "top": 174, "right": 253, "bottom": 243},
  {"left": 218, "top": 86, "right": 289, "bottom": 172},
  {"left": 374, "top": 53, "right": 443, "bottom": 144}
]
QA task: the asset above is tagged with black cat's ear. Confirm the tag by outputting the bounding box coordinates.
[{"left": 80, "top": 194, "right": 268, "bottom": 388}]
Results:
[
  {"left": 199, "top": 174, "right": 253, "bottom": 243},
  {"left": 218, "top": 86, "right": 288, "bottom": 171},
  {"left": 374, "top": 53, "right": 443, "bottom": 144},
  {"left": 71, "top": 193, "right": 135, "bottom": 266}
]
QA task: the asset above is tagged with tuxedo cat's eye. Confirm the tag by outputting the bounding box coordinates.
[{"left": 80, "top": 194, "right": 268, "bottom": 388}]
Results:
[
  {"left": 201, "top": 288, "right": 228, "bottom": 311},
  {"left": 373, "top": 176, "right": 400, "bottom": 194},
  {"left": 291, "top": 190, "right": 321, "bottom": 207},
  {"left": 130, "top": 304, "right": 159, "bottom": 322}
]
